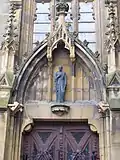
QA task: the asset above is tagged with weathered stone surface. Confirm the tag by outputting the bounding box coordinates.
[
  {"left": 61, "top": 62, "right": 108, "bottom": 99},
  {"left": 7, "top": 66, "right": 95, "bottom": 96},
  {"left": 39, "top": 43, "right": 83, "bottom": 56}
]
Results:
[
  {"left": 0, "top": 112, "right": 7, "bottom": 160},
  {"left": 0, "top": 0, "right": 120, "bottom": 160},
  {"left": 0, "top": 0, "right": 9, "bottom": 46}
]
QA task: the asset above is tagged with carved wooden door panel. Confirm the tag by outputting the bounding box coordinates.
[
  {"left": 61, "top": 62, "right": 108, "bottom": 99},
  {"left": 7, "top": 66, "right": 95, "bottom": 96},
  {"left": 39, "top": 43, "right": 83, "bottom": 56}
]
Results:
[
  {"left": 63, "top": 124, "right": 99, "bottom": 160},
  {"left": 22, "top": 122, "right": 99, "bottom": 160}
]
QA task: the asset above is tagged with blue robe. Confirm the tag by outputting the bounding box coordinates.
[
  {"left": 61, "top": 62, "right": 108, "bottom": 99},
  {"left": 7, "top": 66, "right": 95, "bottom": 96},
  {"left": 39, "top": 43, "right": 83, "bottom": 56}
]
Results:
[{"left": 54, "top": 71, "right": 67, "bottom": 103}]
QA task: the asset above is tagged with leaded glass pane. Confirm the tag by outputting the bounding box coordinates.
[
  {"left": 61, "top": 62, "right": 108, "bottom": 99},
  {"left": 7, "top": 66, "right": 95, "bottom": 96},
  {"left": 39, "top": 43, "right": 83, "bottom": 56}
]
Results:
[
  {"left": 33, "top": 33, "right": 46, "bottom": 44},
  {"left": 38, "top": 132, "right": 51, "bottom": 143},
  {"left": 79, "top": 13, "right": 94, "bottom": 22},
  {"left": 33, "top": 2, "right": 50, "bottom": 48},
  {"left": 80, "top": 2, "right": 93, "bottom": 12},
  {"left": 35, "top": 13, "right": 50, "bottom": 22},
  {"left": 36, "top": 3, "right": 50, "bottom": 13},
  {"left": 78, "top": 33, "right": 96, "bottom": 42},
  {"left": 67, "top": 143, "right": 73, "bottom": 160},
  {"left": 34, "top": 23, "right": 50, "bottom": 32},
  {"left": 78, "top": 1, "right": 96, "bottom": 52},
  {"left": 33, "top": 0, "right": 96, "bottom": 52},
  {"left": 78, "top": 23, "right": 95, "bottom": 32},
  {"left": 71, "top": 132, "right": 85, "bottom": 144}
]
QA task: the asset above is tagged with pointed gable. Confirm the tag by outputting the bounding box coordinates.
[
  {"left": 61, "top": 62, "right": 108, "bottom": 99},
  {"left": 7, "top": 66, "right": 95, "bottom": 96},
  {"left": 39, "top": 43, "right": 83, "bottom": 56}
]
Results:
[{"left": 107, "top": 71, "right": 120, "bottom": 86}]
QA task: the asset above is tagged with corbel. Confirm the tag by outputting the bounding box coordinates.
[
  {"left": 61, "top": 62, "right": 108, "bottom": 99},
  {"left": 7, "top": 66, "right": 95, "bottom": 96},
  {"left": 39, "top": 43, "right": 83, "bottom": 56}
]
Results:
[
  {"left": 97, "top": 101, "right": 110, "bottom": 113},
  {"left": 8, "top": 101, "right": 24, "bottom": 115}
]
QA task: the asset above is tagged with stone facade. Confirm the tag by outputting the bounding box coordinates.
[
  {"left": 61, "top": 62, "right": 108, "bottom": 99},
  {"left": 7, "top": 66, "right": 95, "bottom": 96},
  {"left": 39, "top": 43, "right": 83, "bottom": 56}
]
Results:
[{"left": 0, "top": 0, "right": 120, "bottom": 160}]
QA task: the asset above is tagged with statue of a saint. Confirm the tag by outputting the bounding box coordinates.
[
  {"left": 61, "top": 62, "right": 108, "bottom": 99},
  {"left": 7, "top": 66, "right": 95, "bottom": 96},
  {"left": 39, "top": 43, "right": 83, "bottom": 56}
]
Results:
[{"left": 54, "top": 66, "right": 67, "bottom": 103}]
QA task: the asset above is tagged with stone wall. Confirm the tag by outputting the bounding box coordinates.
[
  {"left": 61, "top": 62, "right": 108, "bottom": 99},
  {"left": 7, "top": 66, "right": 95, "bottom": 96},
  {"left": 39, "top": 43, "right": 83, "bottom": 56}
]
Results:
[
  {"left": 111, "top": 111, "right": 120, "bottom": 160},
  {"left": 0, "top": 111, "right": 7, "bottom": 160}
]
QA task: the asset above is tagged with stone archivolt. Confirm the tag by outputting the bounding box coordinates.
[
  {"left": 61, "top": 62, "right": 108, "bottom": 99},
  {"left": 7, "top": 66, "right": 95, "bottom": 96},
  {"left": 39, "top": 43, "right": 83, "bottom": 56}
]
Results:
[{"left": 9, "top": 0, "right": 105, "bottom": 105}]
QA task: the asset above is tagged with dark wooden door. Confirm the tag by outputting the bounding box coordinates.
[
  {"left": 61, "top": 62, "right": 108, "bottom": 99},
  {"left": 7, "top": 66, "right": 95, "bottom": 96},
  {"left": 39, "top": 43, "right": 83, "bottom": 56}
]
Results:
[{"left": 22, "top": 122, "right": 99, "bottom": 160}]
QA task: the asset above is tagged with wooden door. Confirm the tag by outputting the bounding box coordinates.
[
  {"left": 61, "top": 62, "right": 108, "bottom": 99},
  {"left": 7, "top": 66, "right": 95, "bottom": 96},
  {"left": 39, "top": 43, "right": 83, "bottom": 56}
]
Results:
[{"left": 22, "top": 122, "right": 99, "bottom": 160}]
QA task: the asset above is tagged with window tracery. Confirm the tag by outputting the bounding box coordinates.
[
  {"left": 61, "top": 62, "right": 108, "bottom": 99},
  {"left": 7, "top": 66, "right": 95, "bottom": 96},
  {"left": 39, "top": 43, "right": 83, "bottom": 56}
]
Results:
[
  {"left": 33, "top": 0, "right": 96, "bottom": 51},
  {"left": 33, "top": 2, "right": 51, "bottom": 48},
  {"left": 78, "top": 1, "right": 96, "bottom": 52}
]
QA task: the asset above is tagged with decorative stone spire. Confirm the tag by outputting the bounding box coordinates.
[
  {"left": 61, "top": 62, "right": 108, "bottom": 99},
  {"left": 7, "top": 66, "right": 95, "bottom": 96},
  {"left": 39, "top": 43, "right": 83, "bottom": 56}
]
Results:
[
  {"left": 3, "top": 3, "right": 18, "bottom": 45},
  {"left": 56, "top": 0, "right": 69, "bottom": 26},
  {"left": 105, "top": 1, "right": 120, "bottom": 111},
  {"left": 47, "top": 0, "right": 76, "bottom": 62},
  {"left": 106, "top": 2, "right": 118, "bottom": 45},
  {"left": 105, "top": 1, "right": 119, "bottom": 73},
  {"left": 0, "top": 2, "right": 18, "bottom": 75}
]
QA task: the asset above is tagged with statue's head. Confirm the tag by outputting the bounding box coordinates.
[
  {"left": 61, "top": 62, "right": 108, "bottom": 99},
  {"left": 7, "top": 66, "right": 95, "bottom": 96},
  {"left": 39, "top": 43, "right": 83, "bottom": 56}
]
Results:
[{"left": 59, "top": 66, "right": 63, "bottom": 72}]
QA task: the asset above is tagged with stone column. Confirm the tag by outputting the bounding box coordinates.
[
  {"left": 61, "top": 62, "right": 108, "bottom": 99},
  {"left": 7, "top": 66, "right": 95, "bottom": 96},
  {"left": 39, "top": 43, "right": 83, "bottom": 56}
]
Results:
[
  {"left": 71, "top": 0, "right": 79, "bottom": 32},
  {"left": 117, "top": 0, "right": 120, "bottom": 32},
  {"left": 105, "top": 110, "right": 111, "bottom": 160},
  {"left": 107, "top": 86, "right": 120, "bottom": 160},
  {"left": 50, "top": 0, "right": 56, "bottom": 32},
  {"left": 19, "top": 0, "right": 36, "bottom": 63},
  {"left": 94, "top": 0, "right": 108, "bottom": 63},
  {"left": 4, "top": 102, "right": 23, "bottom": 160},
  {"left": 98, "top": 101, "right": 110, "bottom": 160},
  {"left": 71, "top": 62, "right": 75, "bottom": 102},
  {"left": 0, "top": 109, "right": 7, "bottom": 160},
  {"left": 99, "top": 116, "right": 106, "bottom": 160}
]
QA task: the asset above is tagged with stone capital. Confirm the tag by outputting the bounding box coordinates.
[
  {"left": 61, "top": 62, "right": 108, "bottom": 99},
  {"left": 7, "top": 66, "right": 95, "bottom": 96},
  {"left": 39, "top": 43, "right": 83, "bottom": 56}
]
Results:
[
  {"left": 8, "top": 101, "right": 24, "bottom": 114},
  {"left": 97, "top": 101, "right": 110, "bottom": 113}
]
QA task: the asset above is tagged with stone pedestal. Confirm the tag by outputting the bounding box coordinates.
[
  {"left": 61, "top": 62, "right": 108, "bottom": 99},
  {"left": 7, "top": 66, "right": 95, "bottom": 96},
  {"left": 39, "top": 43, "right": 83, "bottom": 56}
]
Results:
[{"left": 51, "top": 103, "right": 70, "bottom": 116}]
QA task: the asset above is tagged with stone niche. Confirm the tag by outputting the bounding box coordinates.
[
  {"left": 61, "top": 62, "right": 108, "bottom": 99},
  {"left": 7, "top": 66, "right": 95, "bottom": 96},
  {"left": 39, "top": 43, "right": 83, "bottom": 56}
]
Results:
[{"left": 24, "top": 47, "right": 97, "bottom": 103}]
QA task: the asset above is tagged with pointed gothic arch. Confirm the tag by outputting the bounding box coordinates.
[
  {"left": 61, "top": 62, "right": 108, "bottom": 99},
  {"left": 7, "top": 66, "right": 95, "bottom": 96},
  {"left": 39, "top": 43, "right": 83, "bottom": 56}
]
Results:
[{"left": 10, "top": 40, "right": 105, "bottom": 104}]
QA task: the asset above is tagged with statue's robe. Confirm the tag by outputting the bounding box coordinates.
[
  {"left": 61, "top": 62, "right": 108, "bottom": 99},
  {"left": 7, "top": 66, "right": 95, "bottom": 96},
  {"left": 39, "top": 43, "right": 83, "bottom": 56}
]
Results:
[{"left": 54, "top": 71, "right": 67, "bottom": 103}]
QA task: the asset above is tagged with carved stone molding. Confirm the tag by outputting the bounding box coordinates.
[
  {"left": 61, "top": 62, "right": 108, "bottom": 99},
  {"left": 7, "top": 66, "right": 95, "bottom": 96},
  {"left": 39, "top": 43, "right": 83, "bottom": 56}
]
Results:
[
  {"left": 97, "top": 101, "right": 109, "bottom": 113},
  {"left": 2, "top": 3, "right": 18, "bottom": 47},
  {"left": 22, "top": 115, "right": 34, "bottom": 133},
  {"left": 8, "top": 101, "right": 24, "bottom": 114},
  {"left": 90, "top": 124, "right": 97, "bottom": 133},
  {"left": 23, "top": 121, "right": 33, "bottom": 133},
  {"left": 105, "top": 1, "right": 119, "bottom": 51}
]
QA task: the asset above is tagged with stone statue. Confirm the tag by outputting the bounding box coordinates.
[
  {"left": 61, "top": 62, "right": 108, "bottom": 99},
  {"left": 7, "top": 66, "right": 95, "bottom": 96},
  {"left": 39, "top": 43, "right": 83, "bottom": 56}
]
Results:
[{"left": 54, "top": 66, "right": 67, "bottom": 103}]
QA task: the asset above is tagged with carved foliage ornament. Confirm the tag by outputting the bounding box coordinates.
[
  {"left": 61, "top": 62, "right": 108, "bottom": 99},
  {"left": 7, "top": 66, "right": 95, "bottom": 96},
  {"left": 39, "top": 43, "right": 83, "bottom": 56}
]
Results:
[
  {"left": 105, "top": 1, "right": 119, "bottom": 51},
  {"left": 56, "top": 1, "right": 69, "bottom": 16},
  {"left": 47, "top": 1, "right": 76, "bottom": 62}
]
